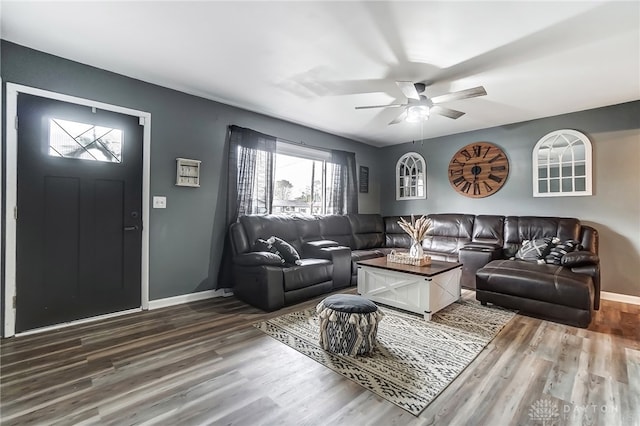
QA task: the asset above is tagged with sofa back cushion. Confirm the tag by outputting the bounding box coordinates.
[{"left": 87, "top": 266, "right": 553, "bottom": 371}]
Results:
[
  {"left": 239, "top": 215, "right": 309, "bottom": 254},
  {"left": 348, "top": 214, "right": 384, "bottom": 249},
  {"left": 318, "top": 215, "right": 353, "bottom": 247},
  {"left": 295, "top": 215, "right": 323, "bottom": 245},
  {"left": 504, "top": 216, "right": 581, "bottom": 256},
  {"left": 384, "top": 215, "right": 413, "bottom": 248},
  {"left": 422, "top": 214, "right": 474, "bottom": 255},
  {"left": 472, "top": 215, "right": 505, "bottom": 245}
]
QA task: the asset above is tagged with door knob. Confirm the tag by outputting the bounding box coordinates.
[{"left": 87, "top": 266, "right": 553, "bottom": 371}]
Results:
[{"left": 124, "top": 225, "right": 139, "bottom": 231}]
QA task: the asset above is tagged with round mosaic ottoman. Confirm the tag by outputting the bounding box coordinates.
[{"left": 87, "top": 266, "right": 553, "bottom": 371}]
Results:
[{"left": 316, "top": 294, "right": 383, "bottom": 356}]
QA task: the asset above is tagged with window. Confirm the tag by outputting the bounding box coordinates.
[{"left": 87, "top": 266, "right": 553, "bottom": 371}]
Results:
[
  {"left": 228, "top": 125, "right": 357, "bottom": 219},
  {"left": 396, "top": 152, "right": 426, "bottom": 200},
  {"left": 49, "top": 118, "right": 122, "bottom": 163},
  {"left": 533, "top": 129, "right": 592, "bottom": 197},
  {"left": 273, "top": 143, "right": 340, "bottom": 215}
]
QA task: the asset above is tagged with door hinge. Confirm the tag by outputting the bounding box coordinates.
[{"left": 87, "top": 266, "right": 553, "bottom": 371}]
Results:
[
  {"left": 15, "top": 116, "right": 18, "bottom": 130},
  {"left": 13, "top": 206, "right": 18, "bottom": 220},
  {"left": 13, "top": 296, "right": 16, "bottom": 309},
  {"left": 139, "top": 116, "right": 145, "bottom": 126}
]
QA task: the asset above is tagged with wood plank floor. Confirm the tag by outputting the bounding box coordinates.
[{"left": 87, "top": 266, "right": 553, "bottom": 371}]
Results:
[{"left": 1, "top": 289, "right": 638, "bottom": 426}]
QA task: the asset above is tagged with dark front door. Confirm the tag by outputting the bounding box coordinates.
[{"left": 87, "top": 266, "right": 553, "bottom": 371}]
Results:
[{"left": 16, "top": 94, "right": 143, "bottom": 332}]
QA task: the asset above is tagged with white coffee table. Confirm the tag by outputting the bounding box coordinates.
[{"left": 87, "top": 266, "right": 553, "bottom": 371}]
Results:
[{"left": 357, "top": 257, "right": 462, "bottom": 321}]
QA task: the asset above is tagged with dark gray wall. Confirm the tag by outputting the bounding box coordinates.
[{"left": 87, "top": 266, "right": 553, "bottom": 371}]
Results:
[
  {"left": 3, "top": 40, "right": 637, "bottom": 301},
  {"left": 1, "top": 41, "right": 381, "bottom": 300},
  {"left": 379, "top": 101, "right": 640, "bottom": 297}
]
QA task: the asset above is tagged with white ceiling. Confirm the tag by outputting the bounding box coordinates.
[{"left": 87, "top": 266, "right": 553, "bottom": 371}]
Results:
[{"left": 2, "top": 1, "right": 639, "bottom": 147}]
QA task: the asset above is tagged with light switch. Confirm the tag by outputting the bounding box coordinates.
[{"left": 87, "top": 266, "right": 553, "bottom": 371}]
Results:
[{"left": 153, "top": 196, "right": 167, "bottom": 209}]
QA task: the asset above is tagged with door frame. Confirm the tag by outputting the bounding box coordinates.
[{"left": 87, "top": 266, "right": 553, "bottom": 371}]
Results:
[{"left": 3, "top": 83, "right": 152, "bottom": 337}]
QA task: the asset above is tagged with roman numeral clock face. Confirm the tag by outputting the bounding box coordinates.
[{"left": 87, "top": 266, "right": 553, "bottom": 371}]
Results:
[{"left": 448, "top": 142, "right": 509, "bottom": 198}]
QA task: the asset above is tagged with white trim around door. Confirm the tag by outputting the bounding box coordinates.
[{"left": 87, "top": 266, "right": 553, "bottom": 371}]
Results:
[{"left": 3, "top": 83, "right": 152, "bottom": 337}]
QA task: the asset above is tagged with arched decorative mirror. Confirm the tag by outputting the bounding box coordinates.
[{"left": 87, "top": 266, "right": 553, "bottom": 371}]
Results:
[
  {"left": 396, "top": 152, "right": 426, "bottom": 200},
  {"left": 533, "top": 129, "right": 592, "bottom": 197}
]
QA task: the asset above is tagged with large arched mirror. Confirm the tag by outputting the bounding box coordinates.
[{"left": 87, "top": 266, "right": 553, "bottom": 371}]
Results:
[{"left": 533, "top": 130, "right": 592, "bottom": 197}]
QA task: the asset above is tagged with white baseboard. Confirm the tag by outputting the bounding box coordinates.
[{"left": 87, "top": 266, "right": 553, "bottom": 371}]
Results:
[
  {"left": 12, "top": 289, "right": 234, "bottom": 337},
  {"left": 148, "top": 288, "right": 233, "bottom": 310},
  {"left": 16, "top": 308, "right": 141, "bottom": 337},
  {"left": 601, "top": 291, "right": 640, "bottom": 305}
]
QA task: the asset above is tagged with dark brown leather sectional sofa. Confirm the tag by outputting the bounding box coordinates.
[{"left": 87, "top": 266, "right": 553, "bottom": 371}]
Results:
[{"left": 228, "top": 213, "right": 600, "bottom": 327}]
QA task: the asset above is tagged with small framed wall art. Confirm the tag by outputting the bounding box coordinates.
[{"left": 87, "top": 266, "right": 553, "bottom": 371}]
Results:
[
  {"left": 176, "top": 158, "right": 201, "bottom": 187},
  {"left": 359, "top": 165, "right": 369, "bottom": 193}
]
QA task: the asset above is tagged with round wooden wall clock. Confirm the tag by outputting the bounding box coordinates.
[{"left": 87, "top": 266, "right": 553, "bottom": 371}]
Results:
[{"left": 448, "top": 142, "right": 509, "bottom": 198}]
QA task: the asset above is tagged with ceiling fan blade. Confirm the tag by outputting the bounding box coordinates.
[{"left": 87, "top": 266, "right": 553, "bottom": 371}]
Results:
[
  {"left": 396, "top": 81, "right": 421, "bottom": 100},
  {"left": 389, "top": 109, "right": 408, "bottom": 125},
  {"left": 430, "top": 86, "right": 487, "bottom": 104},
  {"left": 355, "top": 103, "right": 405, "bottom": 110},
  {"left": 431, "top": 105, "right": 465, "bottom": 119}
]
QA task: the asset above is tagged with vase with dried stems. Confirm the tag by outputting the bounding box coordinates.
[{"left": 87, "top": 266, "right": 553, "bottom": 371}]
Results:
[{"left": 397, "top": 215, "right": 432, "bottom": 259}]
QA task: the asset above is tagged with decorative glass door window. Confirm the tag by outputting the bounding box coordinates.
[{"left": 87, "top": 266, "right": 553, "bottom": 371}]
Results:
[
  {"left": 396, "top": 152, "right": 426, "bottom": 200},
  {"left": 49, "top": 118, "right": 122, "bottom": 163},
  {"left": 533, "top": 130, "right": 592, "bottom": 197}
]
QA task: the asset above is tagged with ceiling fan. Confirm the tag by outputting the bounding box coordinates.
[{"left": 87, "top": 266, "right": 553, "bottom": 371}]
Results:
[{"left": 355, "top": 81, "right": 487, "bottom": 125}]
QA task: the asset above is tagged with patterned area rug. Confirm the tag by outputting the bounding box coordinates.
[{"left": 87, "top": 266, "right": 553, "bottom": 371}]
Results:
[{"left": 254, "top": 300, "right": 515, "bottom": 416}]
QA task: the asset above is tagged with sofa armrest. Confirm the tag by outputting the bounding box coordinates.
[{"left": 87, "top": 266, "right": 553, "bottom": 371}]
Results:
[
  {"left": 303, "top": 240, "right": 340, "bottom": 257},
  {"left": 234, "top": 252, "right": 284, "bottom": 267},
  {"left": 312, "top": 246, "right": 352, "bottom": 290},
  {"left": 232, "top": 264, "right": 285, "bottom": 311},
  {"left": 326, "top": 246, "right": 352, "bottom": 289},
  {"left": 561, "top": 251, "right": 599, "bottom": 267},
  {"left": 564, "top": 252, "right": 601, "bottom": 311},
  {"left": 459, "top": 244, "right": 503, "bottom": 289},
  {"left": 462, "top": 242, "right": 503, "bottom": 251}
]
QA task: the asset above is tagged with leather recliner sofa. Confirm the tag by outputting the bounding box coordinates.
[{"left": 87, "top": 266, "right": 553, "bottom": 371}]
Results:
[
  {"left": 473, "top": 216, "right": 600, "bottom": 328},
  {"left": 227, "top": 213, "right": 599, "bottom": 327},
  {"left": 229, "top": 215, "right": 352, "bottom": 311}
]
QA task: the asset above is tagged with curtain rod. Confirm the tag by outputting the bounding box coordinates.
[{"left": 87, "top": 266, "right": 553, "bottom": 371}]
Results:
[
  {"left": 229, "top": 124, "right": 342, "bottom": 154},
  {"left": 276, "top": 136, "right": 333, "bottom": 153}
]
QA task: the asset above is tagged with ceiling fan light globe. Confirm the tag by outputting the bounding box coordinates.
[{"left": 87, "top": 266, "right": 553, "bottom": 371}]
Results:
[{"left": 405, "top": 105, "right": 430, "bottom": 122}]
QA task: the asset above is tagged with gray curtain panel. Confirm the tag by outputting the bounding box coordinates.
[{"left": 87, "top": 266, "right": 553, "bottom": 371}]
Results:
[
  {"left": 219, "top": 125, "right": 276, "bottom": 289},
  {"left": 227, "top": 125, "right": 276, "bottom": 220},
  {"left": 330, "top": 149, "right": 359, "bottom": 214}
]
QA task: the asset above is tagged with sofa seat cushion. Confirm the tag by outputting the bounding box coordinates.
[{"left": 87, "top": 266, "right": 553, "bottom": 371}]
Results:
[
  {"left": 283, "top": 258, "right": 333, "bottom": 291},
  {"left": 351, "top": 249, "right": 384, "bottom": 263},
  {"left": 476, "top": 259, "right": 592, "bottom": 310},
  {"left": 424, "top": 251, "right": 458, "bottom": 263},
  {"left": 350, "top": 249, "right": 385, "bottom": 277},
  {"left": 376, "top": 247, "right": 397, "bottom": 255}
]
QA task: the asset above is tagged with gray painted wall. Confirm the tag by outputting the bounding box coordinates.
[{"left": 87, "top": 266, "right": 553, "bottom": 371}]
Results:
[
  {"left": 378, "top": 101, "right": 640, "bottom": 297},
  {"left": 2, "top": 40, "right": 637, "bottom": 301},
  {"left": 1, "top": 41, "right": 381, "bottom": 300}
]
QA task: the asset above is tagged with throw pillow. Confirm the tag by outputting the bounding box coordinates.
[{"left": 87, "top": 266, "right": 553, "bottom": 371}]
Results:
[
  {"left": 268, "top": 236, "right": 302, "bottom": 265},
  {"left": 252, "top": 238, "right": 285, "bottom": 264},
  {"left": 514, "top": 238, "right": 553, "bottom": 261},
  {"left": 545, "top": 239, "right": 582, "bottom": 265}
]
